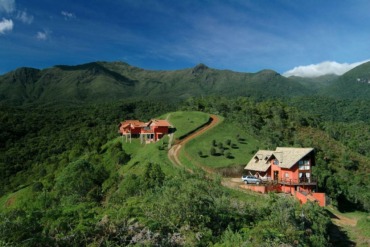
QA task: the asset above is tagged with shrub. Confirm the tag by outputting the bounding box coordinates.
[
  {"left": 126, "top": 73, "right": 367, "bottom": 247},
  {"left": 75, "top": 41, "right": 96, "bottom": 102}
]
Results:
[
  {"left": 212, "top": 139, "right": 217, "bottom": 147},
  {"left": 32, "top": 182, "right": 44, "bottom": 192}
]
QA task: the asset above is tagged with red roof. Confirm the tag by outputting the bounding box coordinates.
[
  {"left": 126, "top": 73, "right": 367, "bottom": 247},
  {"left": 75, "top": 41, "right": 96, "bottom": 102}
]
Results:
[
  {"left": 147, "top": 119, "right": 172, "bottom": 127},
  {"left": 121, "top": 120, "right": 145, "bottom": 128}
]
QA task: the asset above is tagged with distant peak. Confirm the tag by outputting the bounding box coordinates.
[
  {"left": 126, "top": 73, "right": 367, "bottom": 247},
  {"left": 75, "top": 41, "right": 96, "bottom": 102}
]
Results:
[
  {"left": 257, "top": 69, "right": 278, "bottom": 74},
  {"left": 192, "top": 63, "right": 209, "bottom": 75}
]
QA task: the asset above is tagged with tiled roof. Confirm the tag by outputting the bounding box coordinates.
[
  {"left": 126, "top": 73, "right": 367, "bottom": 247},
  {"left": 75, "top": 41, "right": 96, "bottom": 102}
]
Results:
[
  {"left": 245, "top": 147, "right": 314, "bottom": 171},
  {"left": 273, "top": 147, "right": 314, "bottom": 169},
  {"left": 147, "top": 119, "right": 172, "bottom": 127},
  {"left": 244, "top": 150, "right": 274, "bottom": 172},
  {"left": 121, "top": 120, "right": 145, "bottom": 127}
]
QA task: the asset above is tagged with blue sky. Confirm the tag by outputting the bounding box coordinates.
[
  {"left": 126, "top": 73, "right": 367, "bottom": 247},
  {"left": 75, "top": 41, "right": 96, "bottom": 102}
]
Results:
[{"left": 1, "top": 0, "right": 370, "bottom": 76}]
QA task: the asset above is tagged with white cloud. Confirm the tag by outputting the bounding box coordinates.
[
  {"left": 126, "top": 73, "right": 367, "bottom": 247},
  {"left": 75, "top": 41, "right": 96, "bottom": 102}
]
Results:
[
  {"left": 61, "top": 11, "right": 75, "bottom": 20},
  {"left": 283, "top": 60, "right": 370, "bottom": 78},
  {"left": 0, "top": 0, "right": 15, "bottom": 13},
  {"left": 36, "top": 30, "right": 48, "bottom": 40},
  {"left": 16, "top": 10, "right": 33, "bottom": 24},
  {"left": 0, "top": 18, "right": 13, "bottom": 34}
]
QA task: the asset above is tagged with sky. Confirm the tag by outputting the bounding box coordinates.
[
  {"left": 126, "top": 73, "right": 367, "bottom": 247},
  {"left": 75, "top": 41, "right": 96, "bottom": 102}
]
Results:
[{"left": 1, "top": 0, "right": 370, "bottom": 77}]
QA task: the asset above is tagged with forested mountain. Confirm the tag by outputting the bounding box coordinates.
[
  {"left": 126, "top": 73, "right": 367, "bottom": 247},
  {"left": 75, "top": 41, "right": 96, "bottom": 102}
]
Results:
[
  {"left": 0, "top": 61, "right": 312, "bottom": 105},
  {"left": 2, "top": 60, "right": 369, "bottom": 106},
  {"left": 288, "top": 74, "right": 339, "bottom": 91}
]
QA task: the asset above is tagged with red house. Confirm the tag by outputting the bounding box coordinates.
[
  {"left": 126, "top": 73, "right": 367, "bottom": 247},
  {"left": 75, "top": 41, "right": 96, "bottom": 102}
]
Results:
[
  {"left": 243, "top": 147, "right": 326, "bottom": 206},
  {"left": 118, "top": 119, "right": 172, "bottom": 144}
]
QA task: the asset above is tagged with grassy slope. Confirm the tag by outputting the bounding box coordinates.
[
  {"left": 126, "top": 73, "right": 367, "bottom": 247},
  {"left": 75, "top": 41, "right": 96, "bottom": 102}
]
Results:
[
  {"left": 183, "top": 119, "right": 261, "bottom": 169},
  {"left": 327, "top": 206, "right": 370, "bottom": 247}
]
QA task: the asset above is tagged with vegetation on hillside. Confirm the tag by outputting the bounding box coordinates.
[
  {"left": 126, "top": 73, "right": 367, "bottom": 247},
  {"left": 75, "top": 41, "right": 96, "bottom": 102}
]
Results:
[
  {"left": 182, "top": 96, "right": 370, "bottom": 212},
  {"left": 0, "top": 88, "right": 369, "bottom": 245}
]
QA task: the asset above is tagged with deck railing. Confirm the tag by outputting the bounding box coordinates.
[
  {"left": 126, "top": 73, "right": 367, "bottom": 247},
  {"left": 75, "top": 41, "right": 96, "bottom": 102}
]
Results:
[{"left": 277, "top": 177, "right": 317, "bottom": 185}]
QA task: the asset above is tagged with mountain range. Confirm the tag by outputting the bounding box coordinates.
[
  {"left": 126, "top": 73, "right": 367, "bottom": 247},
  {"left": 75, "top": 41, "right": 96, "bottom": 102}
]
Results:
[{"left": 0, "top": 61, "right": 369, "bottom": 105}]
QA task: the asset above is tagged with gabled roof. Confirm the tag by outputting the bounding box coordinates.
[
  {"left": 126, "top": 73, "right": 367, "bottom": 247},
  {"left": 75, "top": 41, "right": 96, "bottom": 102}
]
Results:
[
  {"left": 244, "top": 147, "right": 314, "bottom": 171},
  {"left": 273, "top": 147, "right": 314, "bottom": 169},
  {"left": 147, "top": 119, "right": 172, "bottom": 127},
  {"left": 244, "top": 150, "right": 274, "bottom": 172}
]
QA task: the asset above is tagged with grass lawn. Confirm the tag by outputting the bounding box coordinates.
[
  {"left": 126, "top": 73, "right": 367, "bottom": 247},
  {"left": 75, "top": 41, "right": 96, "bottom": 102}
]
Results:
[
  {"left": 340, "top": 210, "right": 370, "bottom": 246},
  {"left": 161, "top": 111, "right": 210, "bottom": 140},
  {"left": 183, "top": 120, "right": 261, "bottom": 169},
  {"left": 0, "top": 186, "right": 37, "bottom": 210},
  {"left": 327, "top": 206, "right": 370, "bottom": 246}
]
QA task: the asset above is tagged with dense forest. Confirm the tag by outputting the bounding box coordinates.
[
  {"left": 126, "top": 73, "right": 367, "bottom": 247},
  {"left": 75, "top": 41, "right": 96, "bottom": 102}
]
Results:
[{"left": 0, "top": 94, "right": 369, "bottom": 246}]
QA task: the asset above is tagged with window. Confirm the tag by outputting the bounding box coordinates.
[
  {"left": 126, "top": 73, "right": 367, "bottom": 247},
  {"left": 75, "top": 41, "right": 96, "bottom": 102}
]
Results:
[
  {"left": 299, "top": 160, "right": 310, "bottom": 170},
  {"left": 285, "top": 172, "right": 289, "bottom": 178},
  {"left": 274, "top": 159, "right": 279, "bottom": 165}
]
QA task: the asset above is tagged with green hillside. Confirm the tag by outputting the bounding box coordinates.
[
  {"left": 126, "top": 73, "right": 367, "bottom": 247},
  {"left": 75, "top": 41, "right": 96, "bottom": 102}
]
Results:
[
  {"left": 1, "top": 60, "right": 370, "bottom": 106},
  {"left": 288, "top": 74, "right": 339, "bottom": 91},
  {"left": 0, "top": 61, "right": 312, "bottom": 105},
  {"left": 0, "top": 59, "right": 369, "bottom": 245},
  {"left": 183, "top": 120, "right": 261, "bottom": 169},
  {"left": 319, "top": 61, "right": 370, "bottom": 99}
]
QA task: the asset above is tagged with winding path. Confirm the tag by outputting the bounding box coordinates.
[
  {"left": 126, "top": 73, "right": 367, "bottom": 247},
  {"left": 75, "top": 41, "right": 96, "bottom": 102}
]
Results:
[
  {"left": 167, "top": 114, "right": 220, "bottom": 172},
  {"left": 167, "top": 114, "right": 248, "bottom": 189}
]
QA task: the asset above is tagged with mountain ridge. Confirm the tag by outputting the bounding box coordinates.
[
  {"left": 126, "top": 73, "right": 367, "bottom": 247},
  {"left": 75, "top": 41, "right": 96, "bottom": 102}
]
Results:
[{"left": 0, "top": 61, "right": 369, "bottom": 105}]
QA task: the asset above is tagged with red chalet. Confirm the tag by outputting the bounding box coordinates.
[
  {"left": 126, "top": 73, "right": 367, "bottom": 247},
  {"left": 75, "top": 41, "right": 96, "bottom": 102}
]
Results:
[
  {"left": 118, "top": 119, "right": 172, "bottom": 144},
  {"left": 243, "top": 147, "right": 326, "bottom": 206}
]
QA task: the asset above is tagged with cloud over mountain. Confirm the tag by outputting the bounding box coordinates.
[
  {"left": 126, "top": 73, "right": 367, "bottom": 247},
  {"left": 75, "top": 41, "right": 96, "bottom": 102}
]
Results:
[{"left": 283, "top": 60, "right": 370, "bottom": 78}]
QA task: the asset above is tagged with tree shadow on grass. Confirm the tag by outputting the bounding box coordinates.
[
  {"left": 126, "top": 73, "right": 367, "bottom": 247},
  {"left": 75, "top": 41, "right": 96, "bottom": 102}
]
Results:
[
  {"left": 325, "top": 210, "right": 356, "bottom": 247},
  {"left": 129, "top": 161, "right": 140, "bottom": 170},
  {"left": 211, "top": 153, "right": 223, "bottom": 157},
  {"left": 232, "top": 145, "right": 239, "bottom": 149}
]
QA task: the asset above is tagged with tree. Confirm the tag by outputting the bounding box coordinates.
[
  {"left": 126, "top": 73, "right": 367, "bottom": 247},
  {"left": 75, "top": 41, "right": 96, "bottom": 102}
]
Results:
[
  {"left": 143, "top": 163, "right": 165, "bottom": 189},
  {"left": 212, "top": 139, "right": 217, "bottom": 147},
  {"left": 225, "top": 139, "right": 231, "bottom": 146},
  {"left": 54, "top": 159, "right": 108, "bottom": 201}
]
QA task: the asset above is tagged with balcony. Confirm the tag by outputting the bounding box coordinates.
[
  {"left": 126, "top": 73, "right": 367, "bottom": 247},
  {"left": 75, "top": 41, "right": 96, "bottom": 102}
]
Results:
[{"left": 276, "top": 177, "right": 317, "bottom": 186}]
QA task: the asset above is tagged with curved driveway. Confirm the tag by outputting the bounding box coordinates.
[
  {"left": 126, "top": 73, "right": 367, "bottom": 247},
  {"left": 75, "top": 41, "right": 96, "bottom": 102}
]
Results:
[{"left": 167, "top": 114, "right": 220, "bottom": 171}]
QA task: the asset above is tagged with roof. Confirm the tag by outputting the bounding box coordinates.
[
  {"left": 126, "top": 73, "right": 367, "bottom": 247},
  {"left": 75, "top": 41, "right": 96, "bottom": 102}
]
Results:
[
  {"left": 245, "top": 147, "right": 314, "bottom": 171},
  {"left": 274, "top": 147, "right": 314, "bottom": 169},
  {"left": 244, "top": 150, "right": 274, "bottom": 172},
  {"left": 147, "top": 119, "right": 172, "bottom": 127},
  {"left": 120, "top": 120, "right": 146, "bottom": 128}
]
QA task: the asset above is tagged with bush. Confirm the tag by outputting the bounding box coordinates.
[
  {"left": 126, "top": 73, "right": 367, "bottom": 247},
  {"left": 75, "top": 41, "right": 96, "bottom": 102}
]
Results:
[
  {"left": 212, "top": 140, "right": 217, "bottom": 147},
  {"left": 225, "top": 152, "right": 233, "bottom": 159},
  {"left": 32, "top": 182, "right": 44, "bottom": 192}
]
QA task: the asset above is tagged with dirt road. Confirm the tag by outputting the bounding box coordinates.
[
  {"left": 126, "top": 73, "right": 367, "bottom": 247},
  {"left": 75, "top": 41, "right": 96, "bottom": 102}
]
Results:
[{"left": 167, "top": 114, "right": 220, "bottom": 171}]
